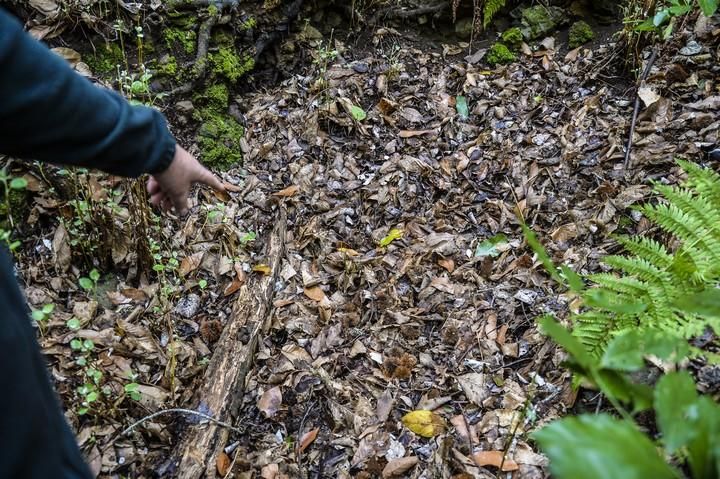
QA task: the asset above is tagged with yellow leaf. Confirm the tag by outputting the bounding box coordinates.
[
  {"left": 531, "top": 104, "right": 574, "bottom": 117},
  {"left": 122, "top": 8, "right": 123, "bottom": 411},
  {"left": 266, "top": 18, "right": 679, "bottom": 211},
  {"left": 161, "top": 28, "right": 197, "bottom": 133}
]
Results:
[
  {"left": 379, "top": 228, "right": 404, "bottom": 247},
  {"left": 401, "top": 410, "right": 445, "bottom": 438},
  {"left": 253, "top": 264, "right": 271, "bottom": 275}
]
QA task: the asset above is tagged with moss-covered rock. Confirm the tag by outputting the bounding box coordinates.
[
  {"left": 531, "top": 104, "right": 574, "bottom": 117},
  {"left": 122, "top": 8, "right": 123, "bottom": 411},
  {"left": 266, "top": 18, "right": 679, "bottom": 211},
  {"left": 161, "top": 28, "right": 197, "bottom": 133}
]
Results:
[
  {"left": 455, "top": 17, "right": 475, "bottom": 39},
  {"left": 163, "top": 27, "right": 197, "bottom": 54},
  {"left": 0, "top": 188, "right": 29, "bottom": 229},
  {"left": 486, "top": 43, "right": 516, "bottom": 66},
  {"left": 209, "top": 46, "right": 255, "bottom": 83},
  {"left": 501, "top": 27, "right": 523, "bottom": 51},
  {"left": 156, "top": 55, "right": 178, "bottom": 76},
  {"left": 568, "top": 20, "right": 595, "bottom": 49},
  {"left": 520, "top": 5, "right": 567, "bottom": 40},
  {"left": 85, "top": 42, "right": 124, "bottom": 74}
]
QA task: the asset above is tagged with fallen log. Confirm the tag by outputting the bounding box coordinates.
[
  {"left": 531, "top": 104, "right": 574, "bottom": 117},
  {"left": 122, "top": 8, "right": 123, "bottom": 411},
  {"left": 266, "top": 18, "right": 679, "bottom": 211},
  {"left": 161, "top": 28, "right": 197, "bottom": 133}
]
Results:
[{"left": 174, "top": 208, "right": 287, "bottom": 478}]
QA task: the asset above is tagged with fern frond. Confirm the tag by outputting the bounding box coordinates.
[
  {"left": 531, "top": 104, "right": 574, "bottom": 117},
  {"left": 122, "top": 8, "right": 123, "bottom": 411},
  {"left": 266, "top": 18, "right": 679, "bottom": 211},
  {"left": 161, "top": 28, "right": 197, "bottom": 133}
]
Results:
[
  {"left": 678, "top": 160, "right": 720, "bottom": 208},
  {"left": 483, "top": 0, "right": 506, "bottom": 28},
  {"left": 653, "top": 184, "right": 720, "bottom": 242},
  {"left": 641, "top": 202, "right": 720, "bottom": 264},
  {"left": 614, "top": 235, "right": 673, "bottom": 269},
  {"left": 602, "top": 255, "right": 673, "bottom": 286},
  {"left": 573, "top": 311, "right": 636, "bottom": 357},
  {"left": 587, "top": 273, "right": 651, "bottom": 298}
]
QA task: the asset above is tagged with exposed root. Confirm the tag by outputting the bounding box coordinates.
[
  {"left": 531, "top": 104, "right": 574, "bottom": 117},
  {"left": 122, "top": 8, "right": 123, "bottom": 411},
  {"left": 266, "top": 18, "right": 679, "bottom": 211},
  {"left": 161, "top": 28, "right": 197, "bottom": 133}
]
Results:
[
  {"left": 369, "top": 1, "right": 448, "bottom": 25},
  {"left": 164, "top": 14, "right": 218, "bottom": 96},
  {"left": 253, "top": 0, "right": 305, "bottom": 62}
]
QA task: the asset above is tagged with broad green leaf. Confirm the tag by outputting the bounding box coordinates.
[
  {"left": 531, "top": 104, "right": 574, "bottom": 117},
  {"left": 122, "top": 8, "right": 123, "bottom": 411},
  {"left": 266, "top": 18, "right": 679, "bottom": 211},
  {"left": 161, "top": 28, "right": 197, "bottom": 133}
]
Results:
[
  {"left": 602, "top": 330, "right": 689, "bottom": 372},
  {"left": 350, "top": 105, "right": 366, "bottom": 121},
  {"left": 70, "top": 339, "right": 82, "bottom": 350},
  {"left": 655, "top": 371, "right": 698, "bottom": 453},
  {"left": 455, "top": 95, "right": 469, "bottom": 120},
  {"left": 538, "top": 316, "right": 593, "bottom": 369},
  {"left": 89, "top": 269, "right": 100, "bottom": 282},
  {"left": 474, "top": 234, "right": 508, "bottom": 258},
  {"left": 379, "top": 228, "right": 404, "bottom": 247},
  {"left": 585, "top": 289, "right": 647, "bottom": 314},
  {"left": 653, "top": 9, "right": 670, "bottom": 26},
  {"left": 9, "top": 177, "right": 28, "bottom": 190},
  {"left": 240, "top": 231, "right": 257, "bottom": 243},
  {"left": 560, "top": 264, "right": 585, "bottom": 293},
  {"left": 686, "top": 396, "right": 720, "bottom": 478},
  {"left": 673, "top": 288, "right": 720, "bottom": 319},
  {"left": 66, "top": 318, "right": 81, "bottom": 330},
  {"left": 698, "top": 0, "right": 718, "bottom": 16},
  {"left": 79, "top": 277, "right": 93, "bottom": 290},
  {"left": 125, "top": 382, "right": 140, "bottom": 393},
  {"left": 534, "top": 414, "right": 679, "bottom": 479},
  {"left": 31, "top": 310, "right": 45, "bottom": 322},
  {"left": 42, "top": 303, "right": 55, "bottom": 314}
]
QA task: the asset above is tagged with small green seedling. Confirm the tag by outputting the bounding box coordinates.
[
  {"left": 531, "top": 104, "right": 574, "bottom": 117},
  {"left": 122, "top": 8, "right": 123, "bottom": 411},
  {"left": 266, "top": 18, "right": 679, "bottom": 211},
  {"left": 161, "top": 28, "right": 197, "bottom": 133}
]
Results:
[
  {"left": 79, "top": 268, "right": 100, "bottom": 291},
  {"left": 31, "top": 303, "right": 55, "bottom": 323}
]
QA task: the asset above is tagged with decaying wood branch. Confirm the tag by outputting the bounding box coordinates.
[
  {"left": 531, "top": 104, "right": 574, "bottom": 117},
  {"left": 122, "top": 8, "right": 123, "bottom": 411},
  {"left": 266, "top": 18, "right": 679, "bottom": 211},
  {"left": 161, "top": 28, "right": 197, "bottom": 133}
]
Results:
[{"left": 174, "top": 208, "right": 287, "bottom": 478}]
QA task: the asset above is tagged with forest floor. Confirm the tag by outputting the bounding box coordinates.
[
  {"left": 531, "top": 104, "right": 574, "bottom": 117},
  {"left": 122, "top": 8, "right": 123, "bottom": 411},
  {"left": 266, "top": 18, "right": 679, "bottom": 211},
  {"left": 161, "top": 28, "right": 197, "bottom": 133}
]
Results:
[{"left": 8, "top": 4, "right": 720, "bottom": 479}]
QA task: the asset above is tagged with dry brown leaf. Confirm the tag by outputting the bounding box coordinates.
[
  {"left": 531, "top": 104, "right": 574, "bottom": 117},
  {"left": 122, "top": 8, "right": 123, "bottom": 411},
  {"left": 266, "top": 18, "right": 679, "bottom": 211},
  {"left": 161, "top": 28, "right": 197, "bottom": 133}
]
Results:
[
  {"left": 179, "top": 252, "right": 204, "bottom": 276},
  {"left": 261, "top": 463, "right": 279, "bottom": 479},
  {"left": 399, "top": 129, "right": 437, "bottom": 138},
  {"left": 51, "top": 47, "right": 81, "bottom": 64},
  {"left": 382, "top": 456, "right": 419, "bottom": 478},
  {"left": 296, "top": 428, "right": 319, "bottom": 454},
  {"left": 450, "top": 414, "right": 479, "bottom": 443},
  {"left": 257, "top": 386, "right": 282, "bottom": 418},
  {"left": 303, "top": 286, "right": 327, "bottom": 302},
  {"left": 223, "top": 277, "right": 243, "bottom": 296},
  {"left": 272, "top": 185, "right": 300, "bottom": 197},
  {"left": 216, "top": 452, "right": 231, "bottom": 477},
  {"left": 473, "top": 451, "right": 519, "bottom": 471},
  {"left": 213, "top": 188, "right": 231, "bottom": 202},
  {"left": 52, "top": 223, "right": 71, "bottom": 273},
  {"left": 222, "top": 181, "right": 244, "bottom": 192},
  {"left": 437, "top": 257, "right": 455, "bottom": 273}
]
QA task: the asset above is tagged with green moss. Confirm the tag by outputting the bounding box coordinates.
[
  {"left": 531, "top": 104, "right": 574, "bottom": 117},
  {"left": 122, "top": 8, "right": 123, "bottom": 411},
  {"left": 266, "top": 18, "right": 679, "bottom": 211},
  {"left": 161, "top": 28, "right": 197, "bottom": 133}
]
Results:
[
  {"left": 194, "top": 83, "right": 229, "bottom": 112},
  {"left": 157, "top": 55, "right": 178, "bottom": 76},
  {"left": 486, "top": 43, "right": 516, "bottom": 66},
  {"left": 163, "top": 27, "right": 197, "bottom": 54},
  {"left": 208, "top": 4, "right": 219, "bottom": 16},
  {"left": 0, "top": 188, "right": 28, "bottom": 228},
  {"left": 501, "top": 27, "right": 523, "bottom": 51},
  {"left": 568, "top": 20, "right": 595, "bottom": 49},
  {"left": 191, "top": 83, "right": 242, "bottom": 170},
  {"left": 210, "top": 47, "right": 254, "bottom": 83},
  {"left": 197, "top": 114, "right": 244, "bottom": 170},
  {"left": 520, "top": 5, "right": 566, "bottom": 40},
  {"left": 240, "top": 17, "right": 257, "bottom": 30},
  {"left": 85, "top": 42, "right": 124, "bottom": 74}
]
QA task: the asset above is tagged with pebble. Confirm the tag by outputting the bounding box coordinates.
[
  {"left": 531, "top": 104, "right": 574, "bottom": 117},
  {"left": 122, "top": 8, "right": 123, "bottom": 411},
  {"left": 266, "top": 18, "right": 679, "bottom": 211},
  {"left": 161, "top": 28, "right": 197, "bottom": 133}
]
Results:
[
  {"left": 175, "top": 293, "right": 201, "bottom": 318},
  {"left": 680, "top": 40, "right": 702, "bottom": 56},
  {"left": 708, "top": 148, "right": 720, "bottom": 162}
]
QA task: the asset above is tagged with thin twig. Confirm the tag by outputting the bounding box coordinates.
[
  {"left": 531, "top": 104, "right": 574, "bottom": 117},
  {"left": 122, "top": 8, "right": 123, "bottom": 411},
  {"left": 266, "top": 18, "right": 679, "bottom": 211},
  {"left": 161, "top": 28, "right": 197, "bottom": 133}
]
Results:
[
  {"left": 107, "top": 408, "right": 244, "bottom": 448},
  {"left": 623, "top": 46, "right": 658, "bottom": 171}
]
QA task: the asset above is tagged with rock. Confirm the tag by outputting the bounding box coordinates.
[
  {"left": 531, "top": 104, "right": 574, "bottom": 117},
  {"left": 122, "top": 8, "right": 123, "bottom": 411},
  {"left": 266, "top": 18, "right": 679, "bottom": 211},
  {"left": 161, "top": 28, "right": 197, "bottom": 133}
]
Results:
[
  {"left": 680, "top": 40, "right": 702, "bottom": 56},
  {"left": 520, "top": 5, "right": 567, "bottom": 40},
  {"left": 709, "top": 148, "right": 720, "bottom": 162},
  {"left": 455, "top": 18, "right": 474, "bottom": 39},
  {"left": 176, "top": 100, "right": 194, "bottom": 113},
  {"left": 175, "top": 293, "right": 201, "bottom": 318},
  {"left": 568, "top": 21, "right": 595, "bottom": 49}
]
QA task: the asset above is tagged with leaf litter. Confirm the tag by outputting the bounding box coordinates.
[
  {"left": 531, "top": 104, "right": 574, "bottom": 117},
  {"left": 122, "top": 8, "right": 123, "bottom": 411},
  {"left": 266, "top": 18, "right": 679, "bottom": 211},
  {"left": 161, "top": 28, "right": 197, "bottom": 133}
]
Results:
[{"left": 10, "top": 6, "right": 720, "bottom": 479}]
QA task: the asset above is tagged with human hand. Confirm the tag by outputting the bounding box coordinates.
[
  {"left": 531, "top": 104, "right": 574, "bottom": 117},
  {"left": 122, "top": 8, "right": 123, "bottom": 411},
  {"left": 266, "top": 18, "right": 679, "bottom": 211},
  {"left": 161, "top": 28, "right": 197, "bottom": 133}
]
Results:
[{"left": 147, "top": 145, "right": 225, "bottom": 215}]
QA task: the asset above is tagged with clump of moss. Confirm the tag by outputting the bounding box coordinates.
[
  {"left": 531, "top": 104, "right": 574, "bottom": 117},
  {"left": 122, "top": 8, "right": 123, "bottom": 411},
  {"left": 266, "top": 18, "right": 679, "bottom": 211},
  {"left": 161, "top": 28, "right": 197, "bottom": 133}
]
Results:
[
  {"left": 156, "top": 55, "right": 178, "bottom": 76},
  {"left": 240, "top": 17, "right": 257, "bottom": 30},
  {"left": 0, "top": 188, "right": 29, "bottom": 229},
  {"left": 85, "top": 42, "right": 124, "bottom": 74},
  {"left": 486, "top": 43, "right": 516, "bottom": 66},
  {"left": 163, "top": 27, "right": 197, "bottom": 54},
  {"left": 193, "top": 83, "right": 243, "bottom": 170},
  {"left": 568, "top": 20, "right": 595, "bottom": 49},
  {"left": 501, "top": 27, "right": 523, "bottom": 51},
  {"left": 209, "top": 47, "right": 255, "bottom": 83},
  {"left": 197, "top": 116, "right": 244, "bottom": 170}
]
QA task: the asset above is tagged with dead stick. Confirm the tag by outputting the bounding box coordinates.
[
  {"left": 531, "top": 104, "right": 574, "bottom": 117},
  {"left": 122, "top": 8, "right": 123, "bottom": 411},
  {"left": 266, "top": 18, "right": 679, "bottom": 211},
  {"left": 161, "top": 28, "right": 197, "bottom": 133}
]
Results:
[{"left": 623, "top": 46, "right": 658, "bottom": 170}]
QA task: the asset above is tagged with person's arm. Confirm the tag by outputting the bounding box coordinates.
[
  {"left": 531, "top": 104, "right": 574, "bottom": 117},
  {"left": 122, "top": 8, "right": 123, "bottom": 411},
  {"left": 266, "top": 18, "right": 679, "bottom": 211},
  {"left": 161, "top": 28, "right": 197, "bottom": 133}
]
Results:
[
  {"left": 0, "top": 8, "right": 223, "bottom": 213},
  {"left": 0, "top": 8, "right": 174, "bottom": 177}
]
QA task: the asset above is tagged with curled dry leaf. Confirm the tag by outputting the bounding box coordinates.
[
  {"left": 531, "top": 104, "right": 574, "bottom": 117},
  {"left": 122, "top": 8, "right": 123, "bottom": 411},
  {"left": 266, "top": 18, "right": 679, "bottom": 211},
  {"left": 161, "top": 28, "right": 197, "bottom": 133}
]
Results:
[
  {"left": 272, "top": 185, "right": 300, "bottom": 197},
  {"left": 179, "top": 252, "right": 204, "bottom": 276},
  {"left": 296, "top": 427, "right": 319, "bottom": 454},
  {"left": 437, "top": 257, "right": 455, "bottom": 273},
  {"left": 304, "top": 286, "right": 327, "bottom": 302},
  {"left": 253, "top": 264, "right": 272, "bottom": 275},
  {"left": 401, "top": 410, "right": 445, "bottom": 438},
  {"left": 382, "top": 456, "right": 419, "bottom": 478},
  {"left": 473, "top": 451, "right": 519, "bottom": 471},
  {"left": 216, "top": 451, "right": 231, "bottom": 477},
  {"left": 257, "top": 386, "right": 282, "bottom": 418}
]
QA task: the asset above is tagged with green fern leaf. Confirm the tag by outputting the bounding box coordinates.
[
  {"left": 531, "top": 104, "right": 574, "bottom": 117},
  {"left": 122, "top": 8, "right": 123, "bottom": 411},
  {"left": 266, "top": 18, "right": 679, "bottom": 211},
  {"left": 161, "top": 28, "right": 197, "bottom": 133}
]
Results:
[{"left": 483, "top": 0, "right": 506, "bottom": 28}]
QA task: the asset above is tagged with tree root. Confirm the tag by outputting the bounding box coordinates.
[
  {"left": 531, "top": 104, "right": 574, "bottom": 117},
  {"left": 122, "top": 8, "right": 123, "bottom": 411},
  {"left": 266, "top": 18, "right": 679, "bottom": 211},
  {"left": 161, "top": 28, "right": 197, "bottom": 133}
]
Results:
[
  {"left": 163, "top": 14, "right": 217, "bottom": 96},
  {"left": 253, "top": 0, "right": 305, "bottom": 62},
  {"left": 369, "top": 1, "right": 448, "bottom": 25}
]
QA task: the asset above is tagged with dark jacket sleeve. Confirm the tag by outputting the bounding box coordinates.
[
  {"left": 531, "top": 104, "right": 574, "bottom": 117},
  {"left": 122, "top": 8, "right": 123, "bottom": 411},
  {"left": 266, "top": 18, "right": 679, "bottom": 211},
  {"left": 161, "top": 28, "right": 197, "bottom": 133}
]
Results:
[{"left": 0, "top": 8, "right": 175, "bottom": 177}]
